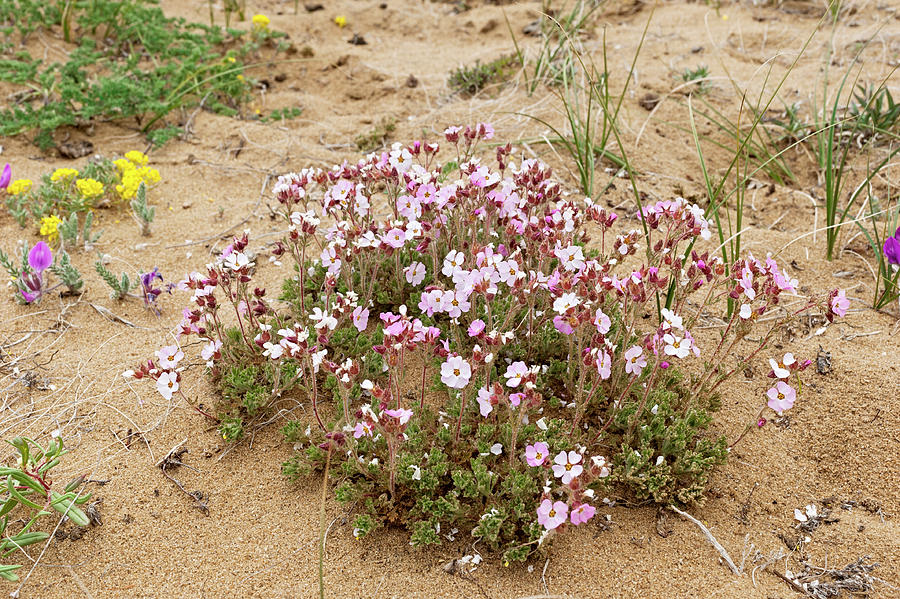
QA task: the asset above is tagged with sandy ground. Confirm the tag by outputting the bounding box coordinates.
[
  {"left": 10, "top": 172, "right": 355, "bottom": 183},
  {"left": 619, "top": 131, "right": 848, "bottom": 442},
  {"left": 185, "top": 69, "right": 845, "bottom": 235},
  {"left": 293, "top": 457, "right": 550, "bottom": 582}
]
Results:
[{"left": 0, "top": 0, "right": 898, "bottom": 597}]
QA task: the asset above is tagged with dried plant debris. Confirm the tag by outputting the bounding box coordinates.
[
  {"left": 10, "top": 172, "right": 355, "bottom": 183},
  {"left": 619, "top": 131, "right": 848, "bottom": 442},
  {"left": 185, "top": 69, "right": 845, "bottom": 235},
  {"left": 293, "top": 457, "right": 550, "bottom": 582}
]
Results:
[{"left": 785, "top": 557, "right": 887, "bottom": 599}]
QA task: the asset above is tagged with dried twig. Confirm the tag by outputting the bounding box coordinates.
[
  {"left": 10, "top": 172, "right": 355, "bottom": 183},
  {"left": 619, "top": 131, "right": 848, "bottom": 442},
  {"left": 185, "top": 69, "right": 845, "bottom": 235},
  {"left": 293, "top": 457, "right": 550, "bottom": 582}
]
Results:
[{"left": 669, "top": 505, "right": 741, "bottom": 576}]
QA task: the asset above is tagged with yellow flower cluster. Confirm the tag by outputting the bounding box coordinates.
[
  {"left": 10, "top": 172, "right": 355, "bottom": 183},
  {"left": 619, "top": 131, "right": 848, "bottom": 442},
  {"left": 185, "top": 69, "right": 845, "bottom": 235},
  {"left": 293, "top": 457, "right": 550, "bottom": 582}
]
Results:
[
  {"left": 51, "top": 168, "right": 79, "bottom": 183},
  {"left": 76, "top": 178, "right": 104, "bottom": 199},
  {"left": 7, "top": 179, "right": 32, "bottom": 195},
  {"left": 115, "top": 151, "right": 160, "bottom": 200},
  {"left": 40, "top": 214, "right": 63, "bottom": 243},
  {"left": 124, "top": 150, "right": 148, "bottom": 166},
  {"left": 252, "top": 14, "right": 270, "bottom": 30},
  {"left": 334, "top": 15, "right": 347, "bottom": 28}
]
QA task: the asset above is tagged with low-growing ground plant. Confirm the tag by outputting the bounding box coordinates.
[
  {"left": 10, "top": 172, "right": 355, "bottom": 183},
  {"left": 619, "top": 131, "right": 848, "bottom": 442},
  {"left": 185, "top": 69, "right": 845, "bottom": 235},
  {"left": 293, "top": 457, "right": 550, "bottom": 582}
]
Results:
[
  {"left": 0, "top": 1, "right": 289, "bottom": 148},
  {"left": 355, "top": 118, "right": 397, "bottom": 153},
  {"left": 0, "top": 240, "right": 83, "bottom": 304},
  {"left": 0, "top": 436, "right": 91, "bottom": 582},
  {"left": 129, "top": 125, "right": 844, "bottom": 563}
]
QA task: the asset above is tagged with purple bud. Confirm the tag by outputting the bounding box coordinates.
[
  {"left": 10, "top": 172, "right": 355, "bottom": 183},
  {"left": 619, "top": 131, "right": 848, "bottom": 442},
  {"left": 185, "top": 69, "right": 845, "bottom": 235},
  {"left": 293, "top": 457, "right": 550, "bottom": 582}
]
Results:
[
  {"left": 28, "top": 242, "right": 52, "bottom": 273},
  {"left": 0, "top": 163, "right": 10, "bottom": 189}
]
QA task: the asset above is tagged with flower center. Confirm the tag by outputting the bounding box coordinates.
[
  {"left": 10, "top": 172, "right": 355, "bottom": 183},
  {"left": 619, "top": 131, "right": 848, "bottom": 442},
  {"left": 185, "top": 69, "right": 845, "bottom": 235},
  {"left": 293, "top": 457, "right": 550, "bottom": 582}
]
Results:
[
  {"left": 565, "top": 463, "right": 572, "bottom": 471},
  {"left": 453, "top": 368, "right": 460, "bottom": 376},
  {"left": 778, "top": 392, "right": 784, "bottom": 400},
  {"left": 548, "top": 509, "right": 556, "bottom": 518}
]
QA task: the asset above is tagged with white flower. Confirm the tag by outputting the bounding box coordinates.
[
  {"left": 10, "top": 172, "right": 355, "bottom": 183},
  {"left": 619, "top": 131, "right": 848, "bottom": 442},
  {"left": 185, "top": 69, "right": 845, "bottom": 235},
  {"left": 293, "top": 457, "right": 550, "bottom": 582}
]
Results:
[
  {"left": 156, "top": 371, "right": 178, "bottom": 400},
  {"left": 661, "top": 308, "right": 683, "bottom": 330},
  {"left": 440, "top": 355, "right": 472, "bottom": 389},
  {"left": 223, "top": 251, "right": 251, "bottom": 271},
  {"left": 552, "top": 292, "right": 580, "bottom": 314},
  {"left": 409, "top": 465, "right": 422, "bottom": 481},
  {"left": 490, "top": 443, "right": 503, "bottom": 455},
  {"left": 310, "top": 307, "right": 337, "bottom": 330},
  {"left": 663, "top": 333, "right": 691, "bottom": 359},
  {"left": 263, "top": 341, "right": 284, "bottom": 359},
  {"left": 739, "top": 304, "right": 752, "bottom": 320}
]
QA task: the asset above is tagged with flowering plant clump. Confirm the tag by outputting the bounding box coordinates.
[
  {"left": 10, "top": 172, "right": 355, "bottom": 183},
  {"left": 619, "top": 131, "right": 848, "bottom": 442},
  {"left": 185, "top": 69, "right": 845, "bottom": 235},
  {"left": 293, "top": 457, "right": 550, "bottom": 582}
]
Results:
[
  {"left": 132, "top": 125, "right": 844, "bottom": 561},
  {"left": 3, "top": 153, "right": 160, "bottom": 250},
  {"left": 0, "top": 240, "right": 84, "bottom": 304}
]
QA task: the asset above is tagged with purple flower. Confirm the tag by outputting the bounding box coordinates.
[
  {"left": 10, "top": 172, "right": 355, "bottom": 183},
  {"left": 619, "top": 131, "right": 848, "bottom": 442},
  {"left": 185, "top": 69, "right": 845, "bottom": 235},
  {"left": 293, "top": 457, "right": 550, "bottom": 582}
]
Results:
[
  {"left": 140, "top": 267, "right": 165, "bottom": 307},
  {"left": 28, "top": 242, "right": 52, "bottom": 273},
  {"left": 883, "top": 226, "right": 900, "bottom": 266},
  {"left": 0, "top": 163, "right": 10, "bottom": 189}
]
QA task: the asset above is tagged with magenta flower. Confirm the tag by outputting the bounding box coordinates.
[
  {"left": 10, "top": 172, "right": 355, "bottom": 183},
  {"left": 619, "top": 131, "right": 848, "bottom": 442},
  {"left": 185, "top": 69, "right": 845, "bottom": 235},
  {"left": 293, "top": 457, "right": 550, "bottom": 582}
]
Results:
[
  {"left": 0, "top": 163, "right": 10, "bottom": 189},
  {"left": 830, "top": 289, "right": 849, "bottom": 318},
  {"left": 766, "top": 381, "right": 796, "bottom": 413},
  {"left": 525, "top": 442, "right": 549, "bottom": 467},
  {"left": 569, "top": 502, "right": 596, "bottom": 525},
  {"left": 537, "top": 499, "right": 568, "bottom": 530},
  {"left": 884, "top": 227, "right": 900, "bottom": 265},
  {"left": 28, "top": 242, "right": 52, "bottom": 273},
  {"left": 467, "top": 319, "right": 486, "bottom": 337},
  {"left": 553, "top": 314, "right": 575, "bottom": 335}
]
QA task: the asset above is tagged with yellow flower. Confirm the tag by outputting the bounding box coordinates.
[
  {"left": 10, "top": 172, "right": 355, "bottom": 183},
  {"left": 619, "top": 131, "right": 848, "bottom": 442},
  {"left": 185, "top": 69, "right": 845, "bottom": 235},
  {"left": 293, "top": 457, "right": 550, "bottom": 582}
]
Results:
[
  {"left": 334, "top": 15, "right": 347, "bottom": 28},
  {"left": 251, "top": 14, "right": 270, "bottom": 30},
  {"left": 40, "top": 215, "right": 63, "bottom": 243},
  {"left": 50, "top": 168, "right": 79, "bottom": 183},
  {"left": 76, "top": 178, "right": 104, "bottom": 199},
  {"left": 236, "top": 74, "right": 245, "bottom": 82},
  {"left": 7, "top": 179, "right": 32, "bottom": 195},
  {"left": 226, "top": 56, "right": 236, "bottom": 63},
  {"left": 137, "top": 167, "right": 161, "bottom": 186},
  {"left": 116, "top": 168, "right": 143, "bottom": 200},
  {"left": 124, "top": 150, "right": 149, "bottom": 166},
  {"left": 114, "top": 158, "right": 134, "bottom": 173}
]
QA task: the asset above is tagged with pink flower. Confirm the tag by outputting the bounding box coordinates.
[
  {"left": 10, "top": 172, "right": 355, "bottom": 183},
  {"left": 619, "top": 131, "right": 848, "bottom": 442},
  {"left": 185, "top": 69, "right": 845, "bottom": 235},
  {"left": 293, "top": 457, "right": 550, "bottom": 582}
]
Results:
[
  {"left": 537, "top": 499, "right": 568, "bottom": 530},
  {"left": 352, "top": 306, "right": 370, "bottom": 332},
  {"left": 569, "top": 503, "right": 596, "bottom": 525},
  {"left": 551, "top": 450, "right": 583, "bottom": 485},
  {"left": 156, "top": 345, "right": 184, "bottom": 369},
  {"left": 441, "top": 289, "right": 471, "bottom": 318},
  {"left": 404, "top": 261, "right": 426, "bottom": 286},
  {"left": 382, "top": 227, "right": 406, "bottom": 248},
  {"left": 593, "top": 308, "right": 611, "bottom": 335},
  {"left": 624, "top": 346, "right": 646, "bottom": 376},
  {"left": 509, "top": 392, "right": 524, "bottom": 407},
  {"left": 384, "top": 408, "right": 413, "bottom": 425},
  {"left": 553, "top": 314, "right": 576, "bottom": 335},
  {"left": 418, "top": 289, "right": 443, "bottom": 317},
  {"left": 476, "top": 386, "right": 494, "bottom": 416},
  {"left": 739, "top": 268, "right": 756, "bottom": 300},
  {"left": 353, "top": 421, "right": 374, "bottom": 438},
  {"left": 831, "top": 289, "right": 849, "bottom": 317},
  {"left": 525, "top": 442, "right": 549, "bottom": 467},
  {"left": 442, "top": 250, "right": 465, "bottom": 277},
  {"left": 596, "top": 351, "right": 611, "bottom": 380},
  {"left": 766, "top": 381, "right": 796, "bottom": 413},
  {"left": 440, "top": 355, "right": 472, "bottom": 389},
  {"left": 467, "top": 319, "right": 486, "bottom": 337},
  {"left": 504, "top": 361, "right": 528, "bottom": 387}
]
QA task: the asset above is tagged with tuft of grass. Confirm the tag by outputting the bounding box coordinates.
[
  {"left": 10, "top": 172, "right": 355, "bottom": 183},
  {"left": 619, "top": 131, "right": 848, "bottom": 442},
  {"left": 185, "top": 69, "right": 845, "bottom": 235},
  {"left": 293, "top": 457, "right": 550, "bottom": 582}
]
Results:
[
  {"left": 355, "top": 117, "right": 397, "bottom": 152},
  {"left": 448, "top": 55, "right": 518, "bottom": 97},
  {"left": 681, "top": 64, "right": 711, "bottom": 95}
]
